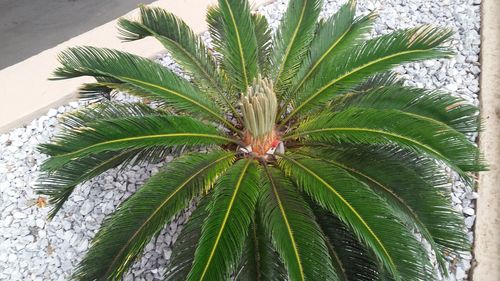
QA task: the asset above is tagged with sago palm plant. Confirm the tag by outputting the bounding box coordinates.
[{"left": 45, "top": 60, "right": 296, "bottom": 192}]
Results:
[{"left": 38, "top": 0, "right": 485, "bottom": 280}]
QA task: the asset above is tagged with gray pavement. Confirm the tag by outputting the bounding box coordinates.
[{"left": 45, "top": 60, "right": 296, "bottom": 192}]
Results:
[{"left": 0, "top": 0, "right": 155, "bottom": 70}]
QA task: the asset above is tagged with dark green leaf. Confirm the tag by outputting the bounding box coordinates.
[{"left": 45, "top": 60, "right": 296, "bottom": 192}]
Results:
[
  {"left": 313, "top": 204, "right": 382, "bottom": 281},
  {"left": 298, "top": 144, "right": 470, "bottom": 273},
  {"left": 284, "top": 108, "right": 484, "bottom": 178},
  {"left": 234, "top": 212, "right": 287, "bottom": 281},
  {"left": 53, "top": 46, "right": 237, "bottom": 130},
  {"left": 72, "top": 151, "right": 235, "bottom": 281},
  {"left": 280, "top": 0, "right": 375, "bottom": 112},
  {"left": 282, "top": 26, "right": 454, "bottom": 123},
  {"left": 252, "top": 13, "right": 272, "bottom": 76},
  {"left": 37, "top": 102, "right": 172, "bottom": 218},
  {"left": 165, "top": 195, "right": 212, "bottom": 281},
  {"left": 39, "top": 115, "right": 236, "bottom": 171},
  {"left": 212, "top": 0, "right": 259, "bottom": 92},
  {"left": 260, "top": 165, "right": 338, "bottom": 281},
  {"left": 118, "top": 6, "right": 223, "bottom": 93},
  {"left": 278, "top": 154, "right": 434, "bottom": 281},
  {"left": 334, "top": 85, "right": 480, "bottom": 134},
  {"left": 271, "top": 0, "right": 323, "bottom": 93},
  {"left": 187, "top": 159, "right": 261, "bottom": 281}
]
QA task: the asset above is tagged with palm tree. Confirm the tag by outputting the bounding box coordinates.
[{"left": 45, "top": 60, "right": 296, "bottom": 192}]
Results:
[{"left": 37, "top": 0, "right": 484, "bottom": 280}]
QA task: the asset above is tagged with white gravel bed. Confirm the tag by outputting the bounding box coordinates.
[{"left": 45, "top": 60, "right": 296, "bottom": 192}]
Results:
[{"left": 0, "top": 0, "right": 480, "bottom": 280}]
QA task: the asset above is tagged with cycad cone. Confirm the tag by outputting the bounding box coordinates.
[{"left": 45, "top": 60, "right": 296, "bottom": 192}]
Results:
[{"left": 240, "top": 76, "right": 279, "bottom": 156}]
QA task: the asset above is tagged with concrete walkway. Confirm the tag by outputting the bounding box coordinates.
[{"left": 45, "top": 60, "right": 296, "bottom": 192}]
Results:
[
  {"left": 0, "top": 0, "right": 155, "bottom": 70},
  {"left": 473, "top": 0, "right": 500, "bottom": 279}
]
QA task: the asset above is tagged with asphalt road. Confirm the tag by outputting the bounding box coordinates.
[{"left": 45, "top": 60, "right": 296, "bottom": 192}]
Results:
[{"left": 0, "top": 0, "right": 155, "bottom": 70}]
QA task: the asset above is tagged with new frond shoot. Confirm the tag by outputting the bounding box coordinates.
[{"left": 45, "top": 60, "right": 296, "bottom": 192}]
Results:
[
  {"left": 240, "top": 76, "right": 281, "bottom": 157},
  {"left": 38, "top": 0, "right": 484, "bottom": 280}
]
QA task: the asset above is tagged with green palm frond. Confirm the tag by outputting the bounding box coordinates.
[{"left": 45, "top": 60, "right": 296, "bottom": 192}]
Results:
[
  {"left": 165, "top": 195, "right": 212, "bottom": 281},
  {"left": 72, "top": 151, "right": 235, "bottom": 281},
  {"left": 277, "top": 154, "right": 435, "bottom": 281},
  {"left": 271, "top": 0, "right": 323, "bottom": 93},
  {"left": 260, "top": 165, "right": 337, "bottom": 281},
  {"left": 77, "top": 79, "right": 115, "bottom": 101},
  {"left": 206, "top": 5, "right": 225, "bottom": 55},
  {"left": 335, "top": 85, "right": 480, "bottom": 133},
  {"left": 39, "top": 115, "right": 236, "bottom": 171},
  {"left": 187, "top": 159, "right": 261, "bottom": 281},
  {"left": 295, "top": 144, "right": 469, "bottom": 274},
  {"left": 118, "top": 6, "right": 222, "bottom": 92},
  {"left": 37, "top": 102, "right": 174, "bottom": 218},
  {"left": 282, "top": 26, "right": 454, "bottom": 123},
  {"left": 234, "top": 213, "right": 287, "bottom": 281},
  {"left": 52, "top": 46, "right": 239, "bottom": 131},
  {"left": 252, "top": 13, "right": 272, "bottom": 76},
  {"left": 210, "top": 0, "right": 259, "bottom": 92},
  {"left": 58, "top": 101, "right": 163, "bottom": 129},
  {"left": 38, "top": 150, "right": 134, "bottom": 219},
  {"left": 284, "top": 108, "right": 484, "bottom": 178},
  {"left": 326, "top": 72, "right": 405, "bottom": 112},
  {"left": 313, "top": 204, "right": 382, "bottom": 281},
  {"left": 354, "top": 71, "right": 405, "bottom": 90},
  {"left": 279, "top": 0, "right": 375, "bottom": 115},
  {"left": 116, "top": 6, "right": 244, "bottom": 119}
]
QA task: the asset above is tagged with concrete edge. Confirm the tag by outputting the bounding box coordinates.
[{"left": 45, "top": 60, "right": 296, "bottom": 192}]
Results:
[
  {"left": 472, "top": 0, "right": 500, "bottom": 279},
  {"left": 0, "top": 0, "right": 273, "bottom": 133}
]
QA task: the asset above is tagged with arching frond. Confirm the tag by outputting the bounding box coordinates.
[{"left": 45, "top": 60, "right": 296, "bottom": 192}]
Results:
[
  {"left": 118, "top": 6, "right": 222, "bottom": 92},
  {"left": 116, "top": 6, "right": 243, "bottom": 120},
  {"left": 211, "top": 0, "right": 259, "bottom": 92},
  {"left": 252, "top": 13, "right": 272, "bottom": 76},
  {"left": 279, "top": 0, "right": 376, "bottom": 115},
  {"left": 39, "top": 115, "right": 237, "bottom": 171},
  {"left": 277, "top": 154, "right": 434, "bottom": 281},
  {"left": 282, "top": 26, "right": 454, "bottom": 123},
  {"left": 284, "top": 108, "right": 484, "bottom": 179},
  {"left": 36, "top": 102, "right": 173, "bottom": 218},
  {"left": 271, "top": 0, "right": 323, "bottom": 93},
  {"left": 72, "top": 151, "right": 235, "bottom": 281},
  {"left": 52, "top": 46, "right": 238, "bottom": 130},
  {"left": 334, "top": 85, "right": 480, "bottom": 134},
  {"left": 234, "top": 212, "right": 287, "bottom": 281},
  {"left": 260, "top": 165, "right": 337, "bottom": 281},
  {"left": 165, "top": 195, "right": 212, "bottom": 281},
  {"left": 206, "top": 5, "right": 225, "bottom": 57},
  {"left": 187, "top": 159, "right": 261, "bottom": 281},
  {"left": 313, "top": 204, "right": 382, "bottom": 281},
  {"left": 352, "top": 72, "right": 405, "bottom": 91},
  {"left": 295, "top": 144, "right": 470, "bottom": 274}
]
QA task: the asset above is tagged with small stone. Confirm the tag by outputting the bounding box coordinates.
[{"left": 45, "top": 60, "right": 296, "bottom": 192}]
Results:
[
  {"left": 35, "top": 219, "right": 45, "bottom": 228},
  {"left": 451, "top": 194, "right": 461, "bottom": 204},
  {"left": 8, "top": 253, "right": 17, "bottom": 262},
  {"left": 456, "top": 267, "right": 466, "bottom": 279},
  {"left": 77, "top": 240, "right": 89, "bottom": 252},
  {"left": 80, "top": 201, "right": 95, "bottom": 216},
  {"left": 163, "top": 249, "right": 172, "bottom": 260},
  {"left": 463, "top": 207, "right": 475, "bottom": 216},
  {"left": 47, "top": 108, "right": 58, "bottom": 117},
  {"left": 465, "top": 216, "right": 476, "bottom": 228},
  {"left": 3, "top": 215, "right": 13, "bottom": 227},
  {"left": 446, "top": 83, "right": 458, "bottom": 92},
  {"left": 12, "top": 211, "right": 27, "bottom": 219}
]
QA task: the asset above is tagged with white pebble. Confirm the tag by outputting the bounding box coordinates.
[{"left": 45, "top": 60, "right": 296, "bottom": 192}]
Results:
[
  {"left": 47, "top": 108, "right": 58, "bottom": 117},
  {"left": 463, "top": 207, "right": 475, "bottom": 216},
  {"left": 12, "top": 212, "right": 27, "bottom": 219}
]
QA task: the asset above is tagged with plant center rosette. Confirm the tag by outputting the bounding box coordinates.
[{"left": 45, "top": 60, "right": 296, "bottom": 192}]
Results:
[{"left": 239, "top": 76, "right": 283, "bottom": 158}]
